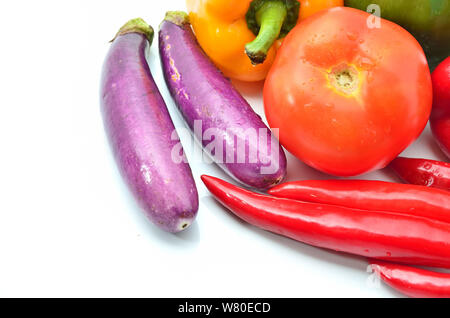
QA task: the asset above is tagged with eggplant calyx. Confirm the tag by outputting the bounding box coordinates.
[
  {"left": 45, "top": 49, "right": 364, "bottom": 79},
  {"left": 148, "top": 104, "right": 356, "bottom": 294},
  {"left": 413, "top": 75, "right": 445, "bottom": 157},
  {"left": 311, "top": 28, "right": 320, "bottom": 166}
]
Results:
[
  {"left": 245, "top": 0, "right": 300, "bottom": 65},
  {"left": 111, "top": 18, "right": 154, "bottom": 44},
  {"left": 163, "top": 11, "right": 190, "bottom": 27}
]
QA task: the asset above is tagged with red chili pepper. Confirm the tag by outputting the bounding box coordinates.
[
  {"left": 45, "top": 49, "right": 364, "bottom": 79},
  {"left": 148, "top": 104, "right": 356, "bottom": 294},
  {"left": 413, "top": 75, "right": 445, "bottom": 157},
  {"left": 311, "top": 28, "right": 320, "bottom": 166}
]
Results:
[
  {"left": 201, "top": 175, "right": 450, "bottom": 269},
  {"left": 389, "top": 157, "right": 450, "bottom": 191},
  {"left": 268, "top": 179, "right": 450, "bottom": 224},
  {"left": 370, "top": 259, "right": 450, "bottom": 298}
]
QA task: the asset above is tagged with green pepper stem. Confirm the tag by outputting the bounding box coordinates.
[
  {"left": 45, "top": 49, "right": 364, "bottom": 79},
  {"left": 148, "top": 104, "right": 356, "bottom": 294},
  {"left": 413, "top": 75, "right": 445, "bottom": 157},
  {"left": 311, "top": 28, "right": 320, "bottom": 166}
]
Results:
[{"left": 245, "top": 1, "right": 287, "bottom": 65}]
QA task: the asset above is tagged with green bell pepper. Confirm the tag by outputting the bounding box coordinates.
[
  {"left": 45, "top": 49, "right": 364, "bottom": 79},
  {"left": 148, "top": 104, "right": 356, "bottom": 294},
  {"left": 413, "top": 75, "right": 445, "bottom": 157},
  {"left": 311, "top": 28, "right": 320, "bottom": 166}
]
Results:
[{"left": 345, "top": 0, "right": 450, "bottom": 70}]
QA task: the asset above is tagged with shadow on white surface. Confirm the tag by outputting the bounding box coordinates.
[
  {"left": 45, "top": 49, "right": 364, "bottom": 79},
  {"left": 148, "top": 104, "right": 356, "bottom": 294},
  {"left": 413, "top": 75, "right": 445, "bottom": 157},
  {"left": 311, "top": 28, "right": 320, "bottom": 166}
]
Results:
[
  {"left": 202, "top": 193, "right": 367, "bottom": 272},
  {"left": 231, "top": 79, "right": 265, "bottom": 98}
]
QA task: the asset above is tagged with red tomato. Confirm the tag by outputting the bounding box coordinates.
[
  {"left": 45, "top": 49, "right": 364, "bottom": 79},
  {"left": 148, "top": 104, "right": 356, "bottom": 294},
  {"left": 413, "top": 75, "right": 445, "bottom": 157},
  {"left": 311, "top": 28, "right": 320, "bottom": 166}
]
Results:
[
  {"left": 430, "top": 57, "right": 450, "bottom": 159},
  {"left": 264, "top": 7, "right": 432, "bottom": 176}
]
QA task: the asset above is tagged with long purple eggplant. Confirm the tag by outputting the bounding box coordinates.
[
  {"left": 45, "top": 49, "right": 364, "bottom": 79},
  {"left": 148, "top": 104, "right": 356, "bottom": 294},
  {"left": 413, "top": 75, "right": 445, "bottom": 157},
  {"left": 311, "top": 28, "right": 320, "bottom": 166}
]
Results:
[
  {"left": 100, "top": 18, "right": 198, "bottom": 233},
  {"left": 159, "top": 12, "right": 287, "bottom": 190}
]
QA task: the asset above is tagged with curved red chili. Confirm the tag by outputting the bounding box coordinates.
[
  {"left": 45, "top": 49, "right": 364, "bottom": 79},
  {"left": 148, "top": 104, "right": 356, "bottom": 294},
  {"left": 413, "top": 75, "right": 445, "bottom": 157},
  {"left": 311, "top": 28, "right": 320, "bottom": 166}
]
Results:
[
  {"left": 268, "top": 179, "right": 450, "bottom": 223},
  {"left": 389, "top": 157, "right": 450, "bottom": 191},
  {"left": 201, "top": 175, "right": 450, "bottom": 269},
  {"left": 370, "top": 259, "right": 450, "bottom": 298}
]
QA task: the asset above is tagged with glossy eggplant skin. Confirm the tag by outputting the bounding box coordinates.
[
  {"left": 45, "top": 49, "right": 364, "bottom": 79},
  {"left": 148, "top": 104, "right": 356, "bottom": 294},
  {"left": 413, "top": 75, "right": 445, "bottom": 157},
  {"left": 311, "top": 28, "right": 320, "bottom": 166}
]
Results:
[
  {"left": 159, "top": 12, "right": 287, "bottom": 190},
  {"left": 100, "top": 19, "right": 198, "bottom": 233}
]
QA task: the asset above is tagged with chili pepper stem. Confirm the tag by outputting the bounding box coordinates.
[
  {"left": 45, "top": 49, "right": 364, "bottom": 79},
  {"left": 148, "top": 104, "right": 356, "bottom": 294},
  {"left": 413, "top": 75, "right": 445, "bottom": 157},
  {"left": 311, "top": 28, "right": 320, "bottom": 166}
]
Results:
[{"left": 245, "top": 1, "right": 287, "bottom": 65}]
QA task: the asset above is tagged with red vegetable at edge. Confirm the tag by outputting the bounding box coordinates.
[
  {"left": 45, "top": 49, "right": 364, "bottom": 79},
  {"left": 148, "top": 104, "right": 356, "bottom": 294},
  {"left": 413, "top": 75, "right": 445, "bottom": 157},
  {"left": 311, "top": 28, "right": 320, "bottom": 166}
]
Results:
[
  {"left": 389, "top": 157, "right": 450, "bottom": 191},
  {"left": 430, "top": 57, "right": 450, "bottom": 159},
  {"left": 268, "top": 179, "right": 450, "bottom": 223},
  {"left": 370, "top": 259, "right": 450, "bottom": 298},
  {"left": 201, "top": 175, "right": 450, "bottom": 269}
]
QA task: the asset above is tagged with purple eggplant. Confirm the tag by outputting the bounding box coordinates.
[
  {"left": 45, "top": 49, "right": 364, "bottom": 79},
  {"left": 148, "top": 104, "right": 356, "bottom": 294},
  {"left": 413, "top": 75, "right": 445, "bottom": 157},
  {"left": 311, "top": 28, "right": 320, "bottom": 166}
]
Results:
[
  {"left": 159, "top": 12, "right": 287, "bottom": 190},
  {"left": 100, "top": 18, "right": 198, "bottom": 233}
]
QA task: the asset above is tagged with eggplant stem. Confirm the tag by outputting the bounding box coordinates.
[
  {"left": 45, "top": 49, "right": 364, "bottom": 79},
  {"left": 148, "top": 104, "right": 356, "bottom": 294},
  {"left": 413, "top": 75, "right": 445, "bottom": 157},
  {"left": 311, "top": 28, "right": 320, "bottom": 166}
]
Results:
[
  {"left": 163, "top": 11, "right": 190, "bottom": 27},
  {"left": 111, "top": 18, "right": 154, "bottom": 44}
]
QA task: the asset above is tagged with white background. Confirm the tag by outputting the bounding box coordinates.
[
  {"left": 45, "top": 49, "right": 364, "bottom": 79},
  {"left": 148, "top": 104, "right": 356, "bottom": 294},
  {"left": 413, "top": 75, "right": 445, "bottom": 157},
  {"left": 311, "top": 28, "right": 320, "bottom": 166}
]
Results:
[{"left": 0, "top": 0, "right": 447, "bottom": 298}]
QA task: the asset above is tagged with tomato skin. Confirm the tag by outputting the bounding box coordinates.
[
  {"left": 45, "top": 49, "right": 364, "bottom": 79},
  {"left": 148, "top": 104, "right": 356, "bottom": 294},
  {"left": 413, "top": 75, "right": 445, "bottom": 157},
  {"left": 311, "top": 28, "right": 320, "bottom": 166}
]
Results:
[
  {"left": 264, "top": 7, "right": 432, "bottom": 176},
  {"left": 430, "top": 57, "right": 450, "bottom": 159}
]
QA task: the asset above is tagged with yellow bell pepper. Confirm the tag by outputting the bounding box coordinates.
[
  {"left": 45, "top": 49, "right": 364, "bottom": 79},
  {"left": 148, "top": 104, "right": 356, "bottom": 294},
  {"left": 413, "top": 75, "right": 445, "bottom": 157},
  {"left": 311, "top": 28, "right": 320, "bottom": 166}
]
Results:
[
  {"left": 186, "top": 0, "right": 343, "bottom": 82},
  {"left": 186, "top": 0, "right": 300, "bottom": 82},
  {"left": 299, "top": 0, "right": 344, "bottom": 20}
]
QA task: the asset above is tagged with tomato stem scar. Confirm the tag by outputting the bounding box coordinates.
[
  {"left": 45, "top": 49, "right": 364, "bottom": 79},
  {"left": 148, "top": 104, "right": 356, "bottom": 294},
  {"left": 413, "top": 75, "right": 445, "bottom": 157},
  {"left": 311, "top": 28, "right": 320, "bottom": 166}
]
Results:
[{"left": 328, "top": 63, "right": 360, "bottom": 96}]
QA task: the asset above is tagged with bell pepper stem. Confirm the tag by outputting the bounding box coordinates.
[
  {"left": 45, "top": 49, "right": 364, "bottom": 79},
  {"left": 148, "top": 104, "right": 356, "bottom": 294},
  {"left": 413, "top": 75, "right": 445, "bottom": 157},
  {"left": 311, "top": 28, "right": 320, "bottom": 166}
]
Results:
[{"left": 245, "top": 1, "right": 287, "bottom": 65}]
